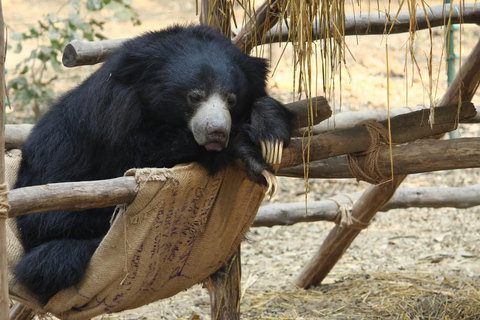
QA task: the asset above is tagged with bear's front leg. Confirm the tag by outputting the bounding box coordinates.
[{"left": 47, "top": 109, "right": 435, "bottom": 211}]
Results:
[{"left": 231, "top": 96, "right": 294, "bottom": 198}]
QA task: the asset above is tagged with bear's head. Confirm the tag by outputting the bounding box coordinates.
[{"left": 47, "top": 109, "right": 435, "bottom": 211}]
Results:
[{"left": 110, "top": 25, "right": 269, "bottom": 152}]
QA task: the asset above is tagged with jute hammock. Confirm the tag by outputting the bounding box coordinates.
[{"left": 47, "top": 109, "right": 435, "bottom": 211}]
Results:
[{"left": 5, "top": 150, "right": 266, "bottom": 319}]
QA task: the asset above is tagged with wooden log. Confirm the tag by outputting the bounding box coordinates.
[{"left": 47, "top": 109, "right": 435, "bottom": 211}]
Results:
[
  {"left": 7, "top": 136, "right": 480, "bottom": 218},
  {"left": 307, "top": 106, "right": 425, "bottom": 134},
  {"left": 8, "top": 177, "right": 137, "bottom": 218},
  {"left": 294, "top": 37, "right": 480, "bottom": 288},
  {"left": 280, "top": 101, "right": 476, "bottom": 168},
  {"left": 9, "top": 170, "right": 480, "bottom": 227},
  {"left": 8, "top": 303, "right": 34, "bottom": 320},
  {"left": 62, "top": 0, "right": 285, "bottom": 66},
  {"left": 62, "top": 38, "right": 128, "bottom": 67},
  {"left": 290, "top": 96, "right": 331, "bottom": 129},
  {"left": 265, "top": 3, "right": 480, "bottom": 43},
  {"left": 61, "top": 4, "right": 480, "bottom": 68},
  {"left": 254, "top": 183, "right": 480, "bottom": 227},
  {"left": 0, "top": 1, "right": 8, "bottom": 317},
  {"left": 209, "top": 249, "right": 241, "bottom": 320},
  {"left": 279, "top": 138, "right": 480, "bottom": 179},
  {"left": 304, "top": 105, "right": 480, "bottom": 135},
  {"left": 5, "top": 124, "right": 33, "bottom": 150}
]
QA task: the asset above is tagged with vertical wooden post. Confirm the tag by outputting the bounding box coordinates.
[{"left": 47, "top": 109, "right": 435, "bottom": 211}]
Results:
[
  {"left": 295, "top": 37, "right": 480, "bottom": 288},
  {"left": 0, "top": 0, "right": 9, "bottom": 317},
  {"left": 209, "top": 249, "right": 241, "bottom": 320}
]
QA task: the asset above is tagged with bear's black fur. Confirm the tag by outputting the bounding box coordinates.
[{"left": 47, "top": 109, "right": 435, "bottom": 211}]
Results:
[{"left": 13, "top": 25, "right": 293, "bottom": 305}]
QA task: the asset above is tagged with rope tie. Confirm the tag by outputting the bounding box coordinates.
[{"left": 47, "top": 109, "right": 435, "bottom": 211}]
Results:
[
  {"left": 329, "top": 196, "right": 370, "bottom": 230},
  {"left": 0, "top": 183, "right": 10, "bottom": 219},
  {"left": 347, "top": 120, "right": 390, "bottom": 184}
]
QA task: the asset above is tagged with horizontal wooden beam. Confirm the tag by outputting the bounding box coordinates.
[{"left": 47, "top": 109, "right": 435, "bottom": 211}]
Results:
[
  {"left": 7, "top": 136, "right": 480, "bottom": 218},
  {"left": 254, "top": 183, "right": 480, "bottom": 227},
  {"left": 62, "top": 4, "right": 480, "bottom": 68},
  {"left": 280, "top": 102, "right": 476, "bottom": 168},
  {"left": 265, "top": 3, "right": 480, "bottom": 43},
  {"left": 279, "top": 137, "right": 480, "bottom": 178}
]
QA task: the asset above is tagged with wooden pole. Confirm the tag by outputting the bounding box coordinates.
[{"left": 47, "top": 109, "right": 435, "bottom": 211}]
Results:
[
  {"left": 279, "top": 138, "right": 480, "bottom": 179},
  {"left": 0, "top": 0, "right": 8, "bottom": 317},
  {"left": 2, "top": 137, "right": 479, "bottom": 217},
  {"left": 254, "top": 183, "right": 480, "bottom": 227},
  {"left": 281, "top": 102, "right": 476, "bottom": 168},
  {"left": 294, "top": 37, "right": 480, "bottom": 288},
  {"left": 263, "top": 3, "right": 480, "bottom": 43},
  {"left": 209, "top": 249, "right": 241, "bottom": 320},
  {"left": 60, "top": 4, "right": 480, "bottom": 68}
]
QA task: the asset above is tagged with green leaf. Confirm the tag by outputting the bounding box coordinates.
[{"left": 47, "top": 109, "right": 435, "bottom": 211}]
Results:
[{"left": 14, "top": 43, "right": 22, "bottom": 54}]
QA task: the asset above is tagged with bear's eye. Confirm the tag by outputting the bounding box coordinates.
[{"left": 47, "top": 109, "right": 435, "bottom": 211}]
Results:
[
  {"left": 188, "top": 90, "right": 205, "bottom": 104},
  {"left": 226, "top": 93, "right": 236, "bottom": 106}
]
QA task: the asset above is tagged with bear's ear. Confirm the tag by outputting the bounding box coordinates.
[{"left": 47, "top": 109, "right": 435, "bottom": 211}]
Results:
[{"left": 239, "top": 56, "right": 269, "bottom": 98}]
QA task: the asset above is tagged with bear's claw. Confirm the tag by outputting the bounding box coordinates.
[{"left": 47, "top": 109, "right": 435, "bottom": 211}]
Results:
[
  {"left": 261, "top": 169, "right": 278, "bottom": 199},
  {"left": 260, "top": 140, "right": 284, "bottom": 165}
]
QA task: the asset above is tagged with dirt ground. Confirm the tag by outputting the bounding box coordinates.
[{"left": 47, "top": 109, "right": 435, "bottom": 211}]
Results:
[{"left": 4, "top": 0, "right": 480, "bottom": 319}]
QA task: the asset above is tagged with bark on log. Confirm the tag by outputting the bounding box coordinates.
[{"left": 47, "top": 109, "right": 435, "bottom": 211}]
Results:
[
  {"left": 254, "top": 183, "right": 480, "bottom": 227},
  {"left": 279, "top": 138, "right": 480, "bottom": 179},
  {"left": 280, "top": 101, "right": 476, "bottom": 168},
  {"left": 293, "top": 37, "right": 480, "bottom": 288},
  {"left": 265, "top": 3, "right": 480, "bottom": 43}
]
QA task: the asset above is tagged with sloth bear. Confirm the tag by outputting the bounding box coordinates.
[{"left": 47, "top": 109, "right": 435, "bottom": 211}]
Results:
[{"left": 13, "top": 25, "right": 293, "bottom": 305}]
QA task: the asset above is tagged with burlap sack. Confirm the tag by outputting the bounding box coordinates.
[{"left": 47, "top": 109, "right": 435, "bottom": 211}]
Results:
[{"left": 6, "top": 151, "right": 266, "bottom": 319}]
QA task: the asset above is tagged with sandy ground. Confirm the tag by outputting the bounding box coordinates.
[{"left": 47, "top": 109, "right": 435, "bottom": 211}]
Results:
[{"left": 4, "top": 0, "right": 480, "bottom": 319}]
